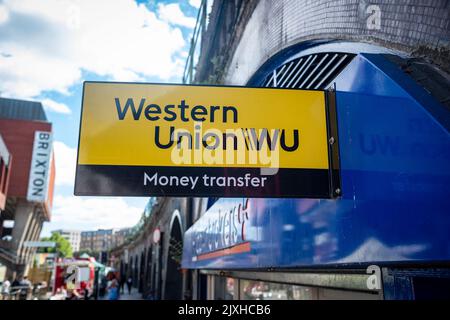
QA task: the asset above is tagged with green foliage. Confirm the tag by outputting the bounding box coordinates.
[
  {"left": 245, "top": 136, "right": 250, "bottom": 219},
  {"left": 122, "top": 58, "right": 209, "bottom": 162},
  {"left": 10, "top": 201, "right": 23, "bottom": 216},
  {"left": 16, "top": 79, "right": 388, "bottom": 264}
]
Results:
[
  {"left": 39, "top": 232, "right": 73, "bottom": 258},
  {"left": 207, "top": 54, "right": 226, "bottom": 84},
  {"left": 169, "top": 237, "right": 183, "bottom": 266}
]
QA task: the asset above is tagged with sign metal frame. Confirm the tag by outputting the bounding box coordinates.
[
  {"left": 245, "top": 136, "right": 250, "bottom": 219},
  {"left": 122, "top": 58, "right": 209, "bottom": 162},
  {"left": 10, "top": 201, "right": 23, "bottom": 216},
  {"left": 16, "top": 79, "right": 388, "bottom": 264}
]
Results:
[
  {"left": 325, "top": 87, "right": 342, "bottom": 198},
  {"left": 75, "top": 81, "right": 341, "bottom": 199}
]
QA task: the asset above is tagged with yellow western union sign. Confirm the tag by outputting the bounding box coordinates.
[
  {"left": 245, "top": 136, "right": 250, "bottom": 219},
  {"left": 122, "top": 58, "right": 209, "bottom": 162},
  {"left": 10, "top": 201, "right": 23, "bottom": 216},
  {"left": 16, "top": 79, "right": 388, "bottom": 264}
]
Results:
[{"left": 75, "top": 82, "right": 339, "bottom": 198}]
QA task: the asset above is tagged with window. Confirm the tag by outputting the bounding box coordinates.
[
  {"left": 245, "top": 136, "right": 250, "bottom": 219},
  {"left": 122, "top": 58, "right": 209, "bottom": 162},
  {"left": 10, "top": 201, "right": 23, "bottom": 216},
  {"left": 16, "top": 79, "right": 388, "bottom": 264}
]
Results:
[
  {"left": 262, "top": 53, "right": 355, "bottom": 90},
  {"left": 0, "top": 158, "right": 7, "bottom": 194},
  {"left": 239, "top": 280, "right": 316, "bottom": 300},
  {"left": 208, "top": 276, "right": 381, "bottom": 300}
]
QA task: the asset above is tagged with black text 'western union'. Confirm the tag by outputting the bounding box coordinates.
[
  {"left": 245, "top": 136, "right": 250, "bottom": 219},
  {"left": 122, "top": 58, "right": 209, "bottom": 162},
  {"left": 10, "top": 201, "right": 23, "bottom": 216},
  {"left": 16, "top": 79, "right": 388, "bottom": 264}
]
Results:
[{"left": 115, "top": 97, "right": 299, "bottom": 152}]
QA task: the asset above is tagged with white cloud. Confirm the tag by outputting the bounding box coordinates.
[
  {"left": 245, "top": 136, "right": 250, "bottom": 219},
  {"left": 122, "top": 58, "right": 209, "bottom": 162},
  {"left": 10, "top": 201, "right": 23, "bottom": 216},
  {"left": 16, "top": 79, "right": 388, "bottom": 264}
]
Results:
[
  {"left": 53, "top": 141, "right": 77, "bottom": 186},
  {"left": 48, "top": 195, "right": 143, "bottom": 232},
  {"left": 0, "top": 50, "right": 82, "bottom": 98},
  {"left": 180, "top": 50, "right": 189, "bottom": 58},
  {"left": 41, "top": 141, "right": 146, "bottom": 235},
  {"left": 42, "top": 98, "right": 71, "bottom": 114},
  {"left": 189, "top": 0, "right": 202, "bottom": 9},
  {"left": 0, "top": 4, "right": 9, "bottom": 24},
  {"left": 158, "top": 3, "right": 196, "bottom": 28},
  {"left": 0, "top": 0, "right": 188, "bottom": 99}
]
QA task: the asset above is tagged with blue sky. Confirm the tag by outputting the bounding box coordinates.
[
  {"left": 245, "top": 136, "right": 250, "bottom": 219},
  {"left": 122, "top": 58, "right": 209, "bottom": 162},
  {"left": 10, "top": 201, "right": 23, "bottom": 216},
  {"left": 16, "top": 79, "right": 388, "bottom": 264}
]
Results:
[{"left": 0, "top": 0, "right": 204, "bottom": 236}]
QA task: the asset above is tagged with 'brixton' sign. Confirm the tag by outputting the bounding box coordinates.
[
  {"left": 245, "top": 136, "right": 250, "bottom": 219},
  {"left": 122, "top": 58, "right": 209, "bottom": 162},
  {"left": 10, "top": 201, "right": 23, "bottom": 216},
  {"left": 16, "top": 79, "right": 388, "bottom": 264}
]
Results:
[
  {"left": 75, "top": 82, "right": 340, "bottom": 198},
  {"left": 27, "top": 131, "right": 53, "bottom": 202}
]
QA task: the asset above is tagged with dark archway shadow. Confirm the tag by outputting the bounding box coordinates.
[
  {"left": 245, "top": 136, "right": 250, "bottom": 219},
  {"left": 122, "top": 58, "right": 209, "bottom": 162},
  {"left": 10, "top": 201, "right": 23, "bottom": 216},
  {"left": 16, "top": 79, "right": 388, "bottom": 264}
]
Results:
[
  {"left": 139, "top": 251, "right": 145, "bottom": 293},
  {"left": 164, "top": 217, "right": 183, "bottom": 300}
]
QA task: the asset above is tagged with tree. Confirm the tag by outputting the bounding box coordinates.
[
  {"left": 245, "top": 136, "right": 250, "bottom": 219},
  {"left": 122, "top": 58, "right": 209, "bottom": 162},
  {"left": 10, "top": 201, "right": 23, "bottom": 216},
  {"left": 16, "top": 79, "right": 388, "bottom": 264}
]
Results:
[{"left": 39, "top": 232, "right": 73, "bottom": 258}]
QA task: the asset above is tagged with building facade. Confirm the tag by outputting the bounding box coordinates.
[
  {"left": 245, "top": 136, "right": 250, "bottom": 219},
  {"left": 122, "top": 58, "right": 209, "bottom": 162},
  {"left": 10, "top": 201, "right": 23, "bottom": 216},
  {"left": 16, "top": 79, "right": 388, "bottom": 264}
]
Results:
[
  {"left": 0, "top": 134, "right": 11, "bottom": 216},
  {"left": 80, "top": 228, "right": 131, "bottom": 254},
  {"left": 110, "top": 197, "right": 191, "bottom": 299},
  {"left": 80, "top": 229, "right": 113, "bottom": 253},
  {"left": 112, "top": 228, "right": 132, "bottom": 248},
  {"left": 111, "top": 0, "right": 450, "bottom": 300},
  {"left": 0, "top": 97, "right": 56, "bottom": 279}
]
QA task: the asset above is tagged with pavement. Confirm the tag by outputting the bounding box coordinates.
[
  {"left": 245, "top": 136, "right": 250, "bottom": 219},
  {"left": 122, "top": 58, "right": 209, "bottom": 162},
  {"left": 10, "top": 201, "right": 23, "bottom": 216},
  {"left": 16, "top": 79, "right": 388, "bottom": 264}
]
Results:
[
  {"left": 117, "top": 288, "right": 143, "bottom": 300},
  {"left": 98, "top": 287, "right": 143, "bottom": 300}
]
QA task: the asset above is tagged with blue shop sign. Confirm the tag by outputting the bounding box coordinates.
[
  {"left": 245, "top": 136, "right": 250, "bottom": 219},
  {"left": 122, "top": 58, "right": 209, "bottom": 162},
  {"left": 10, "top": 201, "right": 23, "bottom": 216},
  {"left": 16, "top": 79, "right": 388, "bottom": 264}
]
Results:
[{"left": 182, "top": 53, "right": 450, "bottom": 270}]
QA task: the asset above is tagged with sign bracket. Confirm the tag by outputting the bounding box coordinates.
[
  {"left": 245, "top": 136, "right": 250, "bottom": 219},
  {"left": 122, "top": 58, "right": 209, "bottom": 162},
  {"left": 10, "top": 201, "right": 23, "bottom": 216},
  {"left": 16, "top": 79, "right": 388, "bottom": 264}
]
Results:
[{"left": 325, "top": 86, "right": 342, "bottom": 198}]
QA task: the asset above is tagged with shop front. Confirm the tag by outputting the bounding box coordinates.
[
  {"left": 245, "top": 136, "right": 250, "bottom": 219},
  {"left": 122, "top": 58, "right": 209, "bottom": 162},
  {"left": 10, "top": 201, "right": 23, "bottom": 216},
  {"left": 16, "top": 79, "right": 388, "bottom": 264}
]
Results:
[{"left": 181, "top": 44, "right": 450, "bottom": 300}]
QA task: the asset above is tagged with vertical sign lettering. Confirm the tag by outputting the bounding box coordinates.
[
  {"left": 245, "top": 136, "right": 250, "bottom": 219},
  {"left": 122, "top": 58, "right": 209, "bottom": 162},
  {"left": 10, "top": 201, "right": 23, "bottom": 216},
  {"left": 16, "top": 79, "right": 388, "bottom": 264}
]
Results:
[{"left": 27, "top": 131, "right": 53, "bottom": 202}]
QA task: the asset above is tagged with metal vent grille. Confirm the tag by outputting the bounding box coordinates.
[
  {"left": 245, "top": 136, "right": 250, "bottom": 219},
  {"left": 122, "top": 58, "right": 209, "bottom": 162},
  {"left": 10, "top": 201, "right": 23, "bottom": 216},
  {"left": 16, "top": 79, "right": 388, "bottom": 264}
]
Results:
[{"left": 263, "top": 53, "right": 355, "bottom": 89}]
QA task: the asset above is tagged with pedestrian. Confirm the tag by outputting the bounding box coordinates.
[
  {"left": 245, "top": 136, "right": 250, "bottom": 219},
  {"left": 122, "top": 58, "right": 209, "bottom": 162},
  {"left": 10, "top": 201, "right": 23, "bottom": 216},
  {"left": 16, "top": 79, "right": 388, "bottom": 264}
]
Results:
[
  {"left": 99, "top": 276, "right": 107, "bottom": 297},
  {"left": 66, "top": 288, "right": 81, "bottom": 300},
  {"left": 107, "top": 276, "right": 119, "bottom": 300},
  {"left": 19, "top": 276, "right": 32, "bottom": 300},
  {"left": 51, "top": 287, "right": 67, "bottom": 300},
  {"left": 119, "top": 273, "right": 126, "bottom": 294},
  {"left": 1, "top": 279, "right": 11, "bottom": 300},
  {"left": 126, "top": 276, "right": 133, "bottom": 295},
  {"left": 80, "top": 282, "right": 90, "bottom": 300},
  {"left": 20, "top": 276, "right": 32, "bottom": 290},
  {"left": 11, "top": 277, "right": 20, "bottom": 287}
]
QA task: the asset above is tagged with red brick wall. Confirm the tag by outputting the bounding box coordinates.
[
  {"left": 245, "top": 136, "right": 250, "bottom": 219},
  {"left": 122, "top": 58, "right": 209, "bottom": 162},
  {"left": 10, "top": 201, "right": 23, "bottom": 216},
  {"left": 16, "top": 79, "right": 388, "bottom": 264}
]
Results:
[
  {"left": 0, "top": 158, "right": 10, "bottom": 210},
  {"left": 0, "top": 118, "right": 53, "bottom": 198}
]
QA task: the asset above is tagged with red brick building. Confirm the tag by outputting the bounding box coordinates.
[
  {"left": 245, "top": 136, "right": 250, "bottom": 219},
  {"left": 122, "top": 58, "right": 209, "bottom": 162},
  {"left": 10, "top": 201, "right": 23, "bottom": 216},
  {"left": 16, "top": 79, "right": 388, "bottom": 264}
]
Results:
[{"left": 0, "top": 97, "right": 55, "bottom": 279}]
